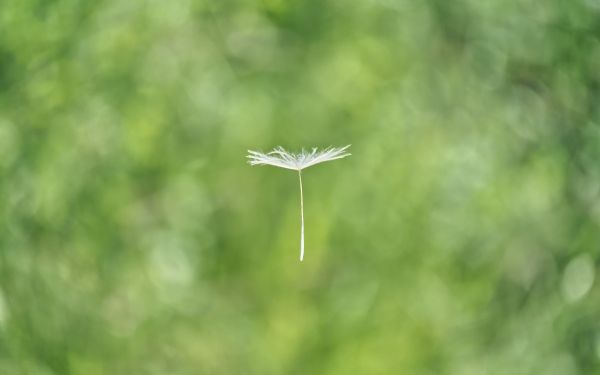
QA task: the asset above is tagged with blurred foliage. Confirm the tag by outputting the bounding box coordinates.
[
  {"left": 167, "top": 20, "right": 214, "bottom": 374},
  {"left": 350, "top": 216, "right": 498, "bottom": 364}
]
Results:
[{"left": 1, "top": 0, "right": 600, "bottom": 373}]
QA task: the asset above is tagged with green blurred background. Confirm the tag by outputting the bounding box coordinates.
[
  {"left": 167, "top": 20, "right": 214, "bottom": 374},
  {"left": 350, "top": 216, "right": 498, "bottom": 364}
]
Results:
[{"left": 2, "top": 0, "right": 600, "bottom": 373}]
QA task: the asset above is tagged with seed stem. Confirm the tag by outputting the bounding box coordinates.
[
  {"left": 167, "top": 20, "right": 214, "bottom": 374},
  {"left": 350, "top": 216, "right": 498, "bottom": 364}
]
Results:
[{"left": 298, "top": 169, "right": 304, "bottom": 262}]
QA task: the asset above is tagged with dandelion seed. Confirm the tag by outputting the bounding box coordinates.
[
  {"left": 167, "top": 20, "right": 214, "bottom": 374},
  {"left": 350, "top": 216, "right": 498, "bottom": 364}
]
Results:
[{"left": 247, "top": 145, "right": 351, "bottom": 261}]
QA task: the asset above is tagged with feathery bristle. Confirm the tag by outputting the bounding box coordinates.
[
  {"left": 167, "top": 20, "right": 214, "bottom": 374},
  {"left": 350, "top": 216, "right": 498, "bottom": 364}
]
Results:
[{"left": 247, "top": 145, "right": 351, "bottom": 170}]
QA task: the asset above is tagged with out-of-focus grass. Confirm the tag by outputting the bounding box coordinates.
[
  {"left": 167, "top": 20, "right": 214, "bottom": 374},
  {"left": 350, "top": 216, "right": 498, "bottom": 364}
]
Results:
[{"left": 1, "top": 0, "right": 600, "bottom": 374}]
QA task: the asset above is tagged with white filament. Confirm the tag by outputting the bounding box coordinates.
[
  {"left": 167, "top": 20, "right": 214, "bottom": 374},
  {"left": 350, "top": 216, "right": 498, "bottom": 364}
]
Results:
[{"left": 298, "top": 170, "right": 304, "bottom": 261}]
